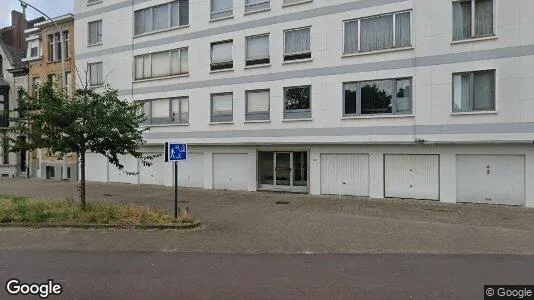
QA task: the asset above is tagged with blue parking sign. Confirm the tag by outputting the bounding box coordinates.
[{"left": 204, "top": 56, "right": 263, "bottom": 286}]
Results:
[{"left": 166, "top": 143, "right": 187, "bottom": 161}]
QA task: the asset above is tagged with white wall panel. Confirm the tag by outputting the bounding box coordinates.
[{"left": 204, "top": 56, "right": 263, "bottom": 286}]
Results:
[
  {"left": 385, "top": 154, "right": 440, "bottom": 200},
  {"left": 139, "top": 153, "right": 166, "bottom": 185},
  {"left": 213, "top": 153, "right": 249, "bottom": 191},
  {"left": 177, "top": 153, "right": 205, "bottom": 188},
  {"left": 85, "top": 153, "right": 108, "bottom": 182},
  {"left": 108, "top": 155, "right": 139, "bottom": 184},
  {"left": 320, "top": 153, "right": 369, "bottom": 196},
  {"left": 457, "top": 155, "right": 525, "bottom": 206}
]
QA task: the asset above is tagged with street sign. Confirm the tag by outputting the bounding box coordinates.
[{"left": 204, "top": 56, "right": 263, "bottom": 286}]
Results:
[{"left": 165, "top": 143, "right": 187, "bottom": 162}]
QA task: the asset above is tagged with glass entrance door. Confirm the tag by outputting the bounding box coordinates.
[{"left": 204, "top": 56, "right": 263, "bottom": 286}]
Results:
[{"left": 275, "top": 152, "right": 291, "bottom": 186}]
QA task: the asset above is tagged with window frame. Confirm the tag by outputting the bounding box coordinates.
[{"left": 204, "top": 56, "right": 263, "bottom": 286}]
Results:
[
  {"left": 245, "top": 0, "right": 270, "bottom": 13},
  {"left": 283, "top": 85, "right": 311, "bottom": 119},
  {"left": 452, "top": 0, "right": 495, "bottom": 41},
  {"left": 133, "top": 0, "right": 189, "bottom": 36},
  {"left": 343, "top": 10, "right": 412, "bottom": 54},
  {"left": 245, "top": 33, "right": 270, "bottom": 66},
  {"left": 210, "top": 40, "right": 234, "bottom": 71},
  {"left": 134, "top": 47, "right": 188, "bottom": 81},
  {"left": 88, "top": 20, "right": 102, "bottom": 45},
  {"left": 245, "top": 89, "right": 270, "bottom": 121},
  {"left": 452, "top": 69, "right": 496, "bottom": 113},
  {"left": 283, "top": 26, "right": 312, "bottom": 61},
  {"left": 141, "top": 97, "right": 189, "bottom": 125},
  {"left": 210, "top": 92, "right": 234, "bottom": 123},
  {"left": 211, "top": 0, "right": 234, "bottom": 20},
  {"left": 342, "top": 77, "right": 413, "bottom": 116},
  {"left": 88, "top": 62, "right": 104, "bottom": 86}
]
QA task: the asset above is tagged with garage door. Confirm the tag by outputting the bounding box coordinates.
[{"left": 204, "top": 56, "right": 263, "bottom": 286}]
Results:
[
  {"left": 385, "top": 154, "right": 439, "bottom": 200},
  {"left": 213, "top": 153, "right": 249, "bottom": 191},
  {"left": 320, "top": 153, "right": 369, "bottom": 196},
  {"left": 139, "top": 153, "right": 166, "bottom": 185},
  {"left": 457, "top": 155, "right": 525, "bottom": 206},
  {"left": 85, "top": 153, "right": 108, "bottom": 182},
  {"left": 177, "top": 153, "right": 205, "bottom": 188},
  {"left": 108, "top": 155, "right": 139, "bottom": 184}
]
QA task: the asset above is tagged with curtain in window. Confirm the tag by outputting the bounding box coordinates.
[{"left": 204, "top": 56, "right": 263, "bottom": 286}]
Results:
[
  {"left": 171, "top": 2, "right": 180, "bottom": 27},
  {"left": 143, "top": 54, "right": 151, "bottom": 78},
  {"left": 473, "top": 71, "right": 494, "bottom": 110},
  {"left": 151, "top": 99, "right": 169, "bottom": 118},
  {"left": 153, "top": 5, "right": 168, "bottom": 30},
  {"left": 96, "top": 21, "right": 102, "bottom": 43},
  {"left": 171, "top": 98, "right": 188, "bottom": 122},
  {"left": 453, "top": 74, "right": 471, "bottom": 111},
  {"left": 212, "top": 0, "right": 232, "bottom": 12},
  {"left": 212, "top": 94, "right": 233, "bottom": 115},
  {"left": 246, "top": 35, "right": 269, "bottom": 59},
  {"left": 89, "top": 63, "right": 102, "bottom": 86},
  {"left": 247, "top": 90, "right": 269, "bottom": 112},
  {"left": 360, "top": 15, "right": 393, "bottom": 51},
  {"left": 179, "top": 49, "right": 188, "bottom": 73},
  {"left": 395, "top": 12, "right": 411, "bottom": 47},
  {"left": 179, "top": 0, "right": 189, "bottom": 25},
  {"left": 396, "top": 79, "right": 411, "bottom": 113},
  {"left": 89, "top": 22, "right": 97, "bottom": 44},
  {"left": 171, "top": 50, "right": 180, "bottom": 75},
  {"left": 134, "top": 56, "right": 144, "bottom": 79},
  {"left": 344, "top": 20, "right": 358, "bottom": 53},
  {"left": 475, "top": 0, "right": 493, "bottom": 36},
  {"left": 151, "top": 51, "right": 170, "bottom": 78},
  {"left": 211, "top": 42, "right": 233, "bottom": 63},
  {"left": 453, "top": 1, "right": 471, "bottom": 40},
  {"left": 284, "top": 28, "right": 310, "bottom": 54},
  {"left": 143, "top": 9, "right": 152, "bottom": 33}
]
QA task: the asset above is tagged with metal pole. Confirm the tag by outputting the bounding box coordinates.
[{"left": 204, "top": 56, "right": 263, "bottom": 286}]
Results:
[
  {"left": 174, "top": 161, "right": 178, "bottom": 219},
  {"left": 19, "top": 1, "right": 68, "bottom": 180}
]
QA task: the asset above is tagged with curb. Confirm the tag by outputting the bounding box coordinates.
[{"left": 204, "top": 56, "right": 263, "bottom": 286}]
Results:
[{"left": 0, "top": 221, "right": 201, "bottom": 230}]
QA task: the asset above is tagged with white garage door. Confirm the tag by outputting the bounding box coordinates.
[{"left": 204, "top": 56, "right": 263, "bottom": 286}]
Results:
[
  {"left": 108, "top": 155, "right": 139, "bottom": 184},
  {"left": 457, "top": 155, "right": 525, "bottom": 206},
  {"left": 139, "top": 153, "right": 166, "bottom": 185},
  {"left": 85, "top": 152, "right": 108, "bottom": 182},
  {"left": 320, "top": 153, "right": 369, "bottom": 196},
  {"left": 385, "top": 154, "right": 439, "bottom": 200},
  {"left": 213, "top": 153, "right": 249, "bottom": 191},
  {"left": 177, "top": 153, "right": 205, "bottom": 188}
]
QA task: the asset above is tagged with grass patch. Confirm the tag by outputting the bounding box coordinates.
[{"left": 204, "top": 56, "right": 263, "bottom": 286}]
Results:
[{"left": 0, "top": 195, "right": 195, "bottom": 226}]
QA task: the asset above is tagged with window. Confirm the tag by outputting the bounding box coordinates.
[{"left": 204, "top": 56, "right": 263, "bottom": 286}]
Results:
[
  {"left": 88, "top": 20, "right": 102, "bottom": 45},
  {"left": 453, "top": 70, "right": 495, "bottom": 112},
  {"left": 134, "top": 0, "right": 189, "bottom": 36},
  {"left": 284, "top": 85, "right": 311, "bottom": 119},
  {"left": 88, "top": 0, "right": 101, "bottom": 3},
  {"left": 2, "top": 138, "right": 8, "bottom": 164},
  {"left": 27, "top": 39, "right": 40, "bottom": 58},
  {"left": 88, "top": 62, "right": 103, "bottom": 86},
  {"left": 283, "top": 0, "right": 311, "bottom": 5},
  {"left": 344, "top": 11, "right": 411, "bottom": 54},
  {"left": 134, "top": 48, "right": 188, "bottom": 80},
  {"left": 245, "top": 0, "right": 270, "bottom": 13},
  {"left": 452, "top": 0, "right": 494, "bottom": 41},
  {"left": 343, "top": 78, "right": 412, "bottom": 116},
  {"left": 63, "top": 31, "right": 69, "bottom": 59},
  {"left": 211, "top": 40, "right": 233, "bottom": 71},
  {"left": 142, "top": 97, "right": 189, "bottom": 124},
  {"left": 211, "top": 93, "right": 233, "bottom": 122},
  {"left": 246, "top": 89, "right": 270, "bottom": 121},
  {"left": 211, "top": 0, "right": 233, "bottom": 20},
  {"left": 48, "top": 34, "right": 54, "bottom": 61},
  {"left": 65, "top": 72, "right": 72, "bottom": 95},
  {"left": 284, "top": 27, "right": 311, "bottom": 61},
  {"left": 47, "top": 74, "right": 57, "bottom": 84},
  {"left": 246, "top": 34, "right": 269, "bottom": 66}
]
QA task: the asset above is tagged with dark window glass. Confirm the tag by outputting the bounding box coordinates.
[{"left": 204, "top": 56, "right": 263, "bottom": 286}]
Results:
[{"left": 360, "top": 80, "right": 393, "bottom": 114}]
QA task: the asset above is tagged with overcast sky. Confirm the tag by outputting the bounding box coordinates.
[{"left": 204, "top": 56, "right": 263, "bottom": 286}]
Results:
[{"left": 1, "top": 0, "right": 74, "bottom": 28}]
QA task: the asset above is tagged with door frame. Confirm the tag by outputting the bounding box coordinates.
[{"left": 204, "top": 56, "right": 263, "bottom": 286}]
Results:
[{"left": 257, "top": 150, "right": 309, "bottom": 193}]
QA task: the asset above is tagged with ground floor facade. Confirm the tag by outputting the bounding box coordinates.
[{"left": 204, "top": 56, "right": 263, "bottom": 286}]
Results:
[{"left": 84, "top": 144, "right": 534, "bottom": 207}]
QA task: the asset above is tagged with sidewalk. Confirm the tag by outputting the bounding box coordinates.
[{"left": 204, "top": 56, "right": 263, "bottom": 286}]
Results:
[{"left": 0, "top": 178, "right": 533, "bottom": 254}]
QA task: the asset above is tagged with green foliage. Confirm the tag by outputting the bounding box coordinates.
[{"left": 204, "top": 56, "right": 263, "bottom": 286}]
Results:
[
  {"left": 9, "top": 82, "right": 151, "bottom": 170},
  {"left": 0, "top": 195, "right": 195, "bottom": 225}
]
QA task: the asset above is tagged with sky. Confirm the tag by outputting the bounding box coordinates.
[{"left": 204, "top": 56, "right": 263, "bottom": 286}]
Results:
[{"left": 0, "top": 0, "right": 74, "bottom": 28}]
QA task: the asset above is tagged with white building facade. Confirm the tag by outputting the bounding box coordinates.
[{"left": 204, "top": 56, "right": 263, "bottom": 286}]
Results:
[{"left": 74, "top": 0, "right": 534, "bottom": 207}]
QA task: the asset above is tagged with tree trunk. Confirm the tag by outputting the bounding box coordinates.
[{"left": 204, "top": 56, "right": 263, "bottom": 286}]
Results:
[{"left": 80, "top": 151, "right": 86, "bottom": 210}]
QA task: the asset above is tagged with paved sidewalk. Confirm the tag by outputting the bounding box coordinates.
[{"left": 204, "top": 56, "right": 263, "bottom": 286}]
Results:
[{"left": 0, "top": 178, "right": 533, "bottom": 254}]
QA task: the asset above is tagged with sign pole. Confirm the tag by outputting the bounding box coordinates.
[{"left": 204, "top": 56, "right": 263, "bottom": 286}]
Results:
[{"left": 174, "top": 161, "right": 178, "bottom": 219}]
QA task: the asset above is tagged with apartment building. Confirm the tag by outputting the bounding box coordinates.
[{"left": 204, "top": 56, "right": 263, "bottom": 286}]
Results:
[
  {"left": 75, "top": 0, "right": 534, "bottom": 207},
  {"left": 23, "top": 14, "right": 78, "bottom": 180}
]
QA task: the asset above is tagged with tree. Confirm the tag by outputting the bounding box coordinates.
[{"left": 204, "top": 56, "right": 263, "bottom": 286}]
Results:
[{"left": 9, "top": 82, "right": 152, "bottom": 209}]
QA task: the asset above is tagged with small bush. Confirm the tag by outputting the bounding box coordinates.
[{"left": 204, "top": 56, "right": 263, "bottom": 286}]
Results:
[{"left": 0, "top": 195, "right": 195, "bottom": 225}]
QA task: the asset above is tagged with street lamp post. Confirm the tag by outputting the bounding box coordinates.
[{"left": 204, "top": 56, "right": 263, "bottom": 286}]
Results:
[{"left": 20, "top": 0, "right": 69, "bottom": 180}]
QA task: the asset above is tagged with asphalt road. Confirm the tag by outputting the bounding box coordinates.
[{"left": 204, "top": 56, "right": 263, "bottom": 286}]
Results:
[{"left": 1, "top": 251, "right": 533, "bottom": 300}]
